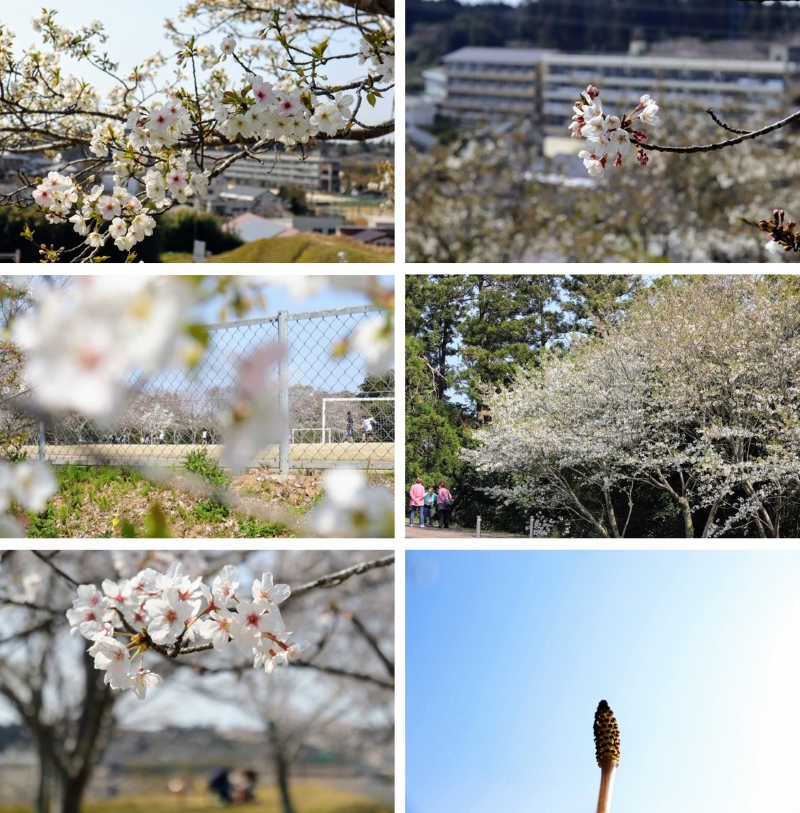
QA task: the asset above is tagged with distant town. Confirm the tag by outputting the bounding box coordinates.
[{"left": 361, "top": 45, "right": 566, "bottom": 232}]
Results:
[{"left": 0, "top": 140, "right": 394, "bottom": 262}]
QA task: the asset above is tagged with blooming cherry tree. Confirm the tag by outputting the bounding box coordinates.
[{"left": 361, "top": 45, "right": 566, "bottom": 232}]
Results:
[
  {"left": 0, "top": 549, "right": 394, "bottom": 813},
  {"left": 0, "top": 2, "right": 394, "bottom": 261},
  {"left": 466, "top": 276, "right": 800, "bottom": 537}
]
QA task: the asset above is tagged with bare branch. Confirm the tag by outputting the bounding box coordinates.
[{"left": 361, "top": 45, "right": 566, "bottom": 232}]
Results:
[
  {"left": 290, "top": 554, "right": 395, "bottom": 599},
  {"left": 644, "top": 108, "right": 800, "bottom": 154},
  {"left": 284, "top": 659, "right": 394, "bottom": 689},
  {"left": 350, "top": 612, "right": 394, "bottom": 678}
]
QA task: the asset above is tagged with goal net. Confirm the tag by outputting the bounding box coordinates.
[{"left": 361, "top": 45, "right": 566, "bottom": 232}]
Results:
[
  {"left": 291, "top": 427, "right": 333, "bottom": 444},
  {"left": 322, "top": 398, "right": 395, "bottom": 442}
]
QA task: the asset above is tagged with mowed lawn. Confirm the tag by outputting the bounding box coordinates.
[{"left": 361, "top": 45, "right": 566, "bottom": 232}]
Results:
[{"left": 0, "top": 781, "right": 393, "bottom": 813}]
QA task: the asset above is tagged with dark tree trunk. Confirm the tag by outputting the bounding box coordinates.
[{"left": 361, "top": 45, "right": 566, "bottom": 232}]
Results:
[{"left": 268, "top": 720, "right": 296, "bottom": 813}]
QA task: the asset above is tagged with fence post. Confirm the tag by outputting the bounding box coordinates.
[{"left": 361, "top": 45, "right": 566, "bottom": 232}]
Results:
[
  {"left": 38, "top": 421, "right": 45, "bottom": 462},
  {"left": 278, "top": 310, "right": 289, "bottom": 475},
  {"left": 529, "top": 516, "right": 534, "bottom": 538},
  {"left": 476, "top": 516, "right": 481, "bottom": 538}
]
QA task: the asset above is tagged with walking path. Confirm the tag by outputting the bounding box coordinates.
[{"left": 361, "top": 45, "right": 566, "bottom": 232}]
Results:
[{"left": 405, "top": 523, "right": 519, "bottom": 539}]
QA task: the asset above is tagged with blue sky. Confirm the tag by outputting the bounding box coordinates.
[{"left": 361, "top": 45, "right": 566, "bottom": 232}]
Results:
[
  {"left": 2, "top": 3, "right": 392, "bottom": 125},
  {"left": 151, "top": 275, "right": 393, "bottom": 393},
  {"left": 407, "top": 550, "right": 800, "bottom": 813}
]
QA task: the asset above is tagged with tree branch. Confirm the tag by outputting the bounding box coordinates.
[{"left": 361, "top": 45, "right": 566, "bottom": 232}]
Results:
[
  {"left": 31, "top": 551, "right": 81, "bottom": 588},
  {"left": 290, "top": 554, "right": 394, "bottom": 599},
  {"left": 350, "top": 612, "right": 394, "bottom": 678},
  {"left": 290, "top": 660, "right": 394, "bottom": 689},
  {"left": 644, "top": 108, "right": 800, "bottom": 154}
]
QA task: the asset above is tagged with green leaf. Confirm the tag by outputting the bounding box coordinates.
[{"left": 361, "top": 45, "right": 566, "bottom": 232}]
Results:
[
  {"left": 144, "top": 503, "right": 172, "bottom": 538},
  {"left": 185, "top": 323, "right": 210, "bottom": 348}
]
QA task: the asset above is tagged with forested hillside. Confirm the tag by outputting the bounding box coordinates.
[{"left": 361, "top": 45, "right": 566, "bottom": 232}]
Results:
[{"left": 407, "top": 0, "right": 800, "bottom": 91}]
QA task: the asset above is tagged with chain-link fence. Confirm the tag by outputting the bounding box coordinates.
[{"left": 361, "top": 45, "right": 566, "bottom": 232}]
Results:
[{"left": 29, "top": 305, "right": 394, "bottom": 472}]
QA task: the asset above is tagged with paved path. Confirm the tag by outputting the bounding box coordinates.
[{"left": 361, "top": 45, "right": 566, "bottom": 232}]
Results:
[{"left": 405, "top": 523, "right": 518, "bottom": 539}]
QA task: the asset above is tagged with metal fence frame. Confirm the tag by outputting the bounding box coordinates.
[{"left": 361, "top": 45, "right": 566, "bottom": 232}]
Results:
[{"left": 36, "top": 304, "right": 394, "bottom": 474}]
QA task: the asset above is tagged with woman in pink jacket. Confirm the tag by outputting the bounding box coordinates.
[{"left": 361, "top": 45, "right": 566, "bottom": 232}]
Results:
[
  {"left": 436, "top": 481, "right": 453, "bottom": 528},
  {"left": 409, "top": 477, "right": 425, "bottom": 526}
]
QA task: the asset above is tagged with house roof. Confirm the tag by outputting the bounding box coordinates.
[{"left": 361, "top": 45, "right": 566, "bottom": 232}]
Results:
[
  {"left": 218, "top": 185, "right": 276, "bottom": 201},
  {"left": 223, "top": 213, "right": 290, "bottom": 242}
]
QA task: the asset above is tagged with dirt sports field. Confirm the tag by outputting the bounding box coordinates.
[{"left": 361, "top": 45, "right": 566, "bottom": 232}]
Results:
[{"left": 27, "top": 442, "right": 395, "bottom": 468}]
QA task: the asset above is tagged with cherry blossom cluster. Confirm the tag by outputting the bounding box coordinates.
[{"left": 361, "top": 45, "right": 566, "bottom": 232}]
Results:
[
  {"left": 6, "top": 5, "right": 395, "bottom": 260},
  {"left": 7, "top": 275, "right": 395, "bottom": 536},
  {"left": 32, "top": 170, "right": 158, "bottom": 254},
  {"left": 570, "top": 85, "right": 660, "bottom": 178},
  {"left": 210, "top": 72, "right": 355, "bottom": 146},
  {"left": 67, "top": 562, "right": 309, "bottom": 699},
  {"left": 358, "top": 35, "right": 395, "bottom": 85},
  {"left": 309, "top": 470, "right": 394, "bottom": 537}
]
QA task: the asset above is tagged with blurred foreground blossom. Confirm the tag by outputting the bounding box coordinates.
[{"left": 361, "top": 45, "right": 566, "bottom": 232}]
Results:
[
  {"left": 219, "top": 343, "right": 287, "bottom": 473},
  {"left": 309, "top": 470, "right": 394, "bottom": 537},
  {"left": 0, "top": 461, "right": 57, "bottom": 535},
  {"left": 346, "top": 315, "right": 394, "bottom": 375},
  {"left": 11, "top": 277, "right": 196, "bottom": 418}
]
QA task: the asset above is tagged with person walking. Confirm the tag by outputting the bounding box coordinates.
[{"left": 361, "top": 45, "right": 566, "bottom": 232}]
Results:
[
  {"left": 436, "top": 481, "right": 453, "bottom": 529},
  {"left": 361, "top": 415, "right": 376, "bottom": 442},
  {"left": 346, "top": 411, "right": 354, "bottom": 443},
  {"left": 422, "top": 485, "right": 437, "bottom": 527},
  {"left": 409, "top": 477, "right": 425, "bottom": 526}
]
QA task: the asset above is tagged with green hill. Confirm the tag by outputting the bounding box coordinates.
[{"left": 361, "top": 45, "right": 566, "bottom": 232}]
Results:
[{"left": 162, "top": 233, "right": 393, "bottom": 263}]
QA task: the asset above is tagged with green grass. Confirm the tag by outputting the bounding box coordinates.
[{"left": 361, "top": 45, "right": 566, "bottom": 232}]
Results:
[
  {"left": 0, "top": 781, "right": 392, "bottom": 813},
  {"left": 22, "top": 463, "right": 297, "bottom": 538},
  {"left": 159, "top": 234, "right": 393, "bottom": 263},
  {"left": 210, "top": 234, "right": 393, "bottom": 263},
  {"left": 183, "top": 449, "right": 231, "bottom": 487},
  {"left": 160, "top": 251, "right": 194, "bottom": 262}
]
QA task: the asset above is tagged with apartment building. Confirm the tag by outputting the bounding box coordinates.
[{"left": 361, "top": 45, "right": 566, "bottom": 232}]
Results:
[
  {"left": 205, "top": 148, "right": 340, "bottom": 192},
  {"left": 437, "top": 45, "right": 800, "bottom": 136}
]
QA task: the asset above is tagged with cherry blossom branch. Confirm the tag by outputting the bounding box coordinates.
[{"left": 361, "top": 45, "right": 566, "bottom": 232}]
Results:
[
  {"left": 643, "top": 108, "right": 800, "bottom": 154},
  {"left": 705, "top": 108, "right": 752, "bottom": 135},
  {"left": 290, "top": 554, "right": 395, "bottom": 598}
]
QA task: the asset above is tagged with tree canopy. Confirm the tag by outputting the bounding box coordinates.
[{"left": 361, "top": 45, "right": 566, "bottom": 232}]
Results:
[{"left": 465, "top": 274, "right": 800, "bottom": 538}]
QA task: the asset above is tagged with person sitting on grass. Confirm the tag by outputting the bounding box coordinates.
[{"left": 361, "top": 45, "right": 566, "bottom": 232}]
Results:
[{"left": 209, "top": 768, "right": 233, "bottom": 805}]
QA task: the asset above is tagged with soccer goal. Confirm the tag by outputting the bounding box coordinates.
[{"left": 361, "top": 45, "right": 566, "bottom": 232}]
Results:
[
  {"left": 291, "top": 427, "right": 333, "bottom": 444},
  {"left": 322, "top": 397, "right": 395, "bottom": 442}
]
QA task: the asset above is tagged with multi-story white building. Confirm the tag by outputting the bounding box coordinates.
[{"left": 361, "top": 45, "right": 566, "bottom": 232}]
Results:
[
  {"left": 205, "top": 149, "right": 339, "bottom": 191},
  {"left": 436, "top": 45, "right": 800, "bottom": 136}
]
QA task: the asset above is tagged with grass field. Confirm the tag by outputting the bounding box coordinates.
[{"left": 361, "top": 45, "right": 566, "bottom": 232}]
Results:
[
  {"left": 160, "top": 234, "right": 393, "bottom": 263},
  {"left": 0, "top": 781, "right": 392, "bottom": 813},
  {"left": 18, "top": 461, "right": 394, "bottom": 538},
  {"left": 28, "top": 442, "right": 395, "bottom": 468}
]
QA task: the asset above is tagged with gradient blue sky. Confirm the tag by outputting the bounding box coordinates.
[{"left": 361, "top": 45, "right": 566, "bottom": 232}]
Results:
[{"left": 407, "top": 550, "right": 800, "bottom": 813}]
